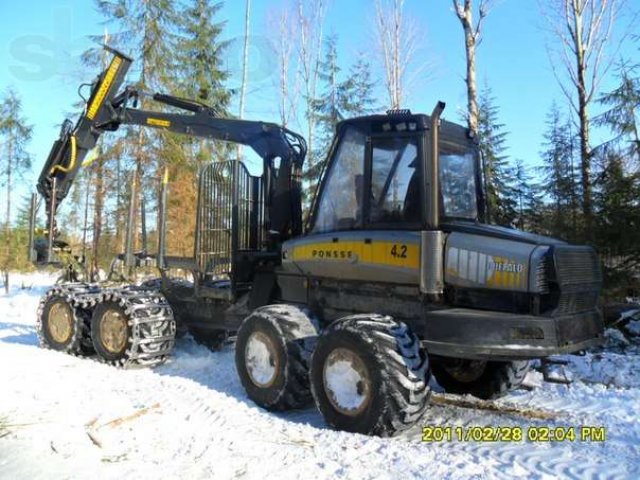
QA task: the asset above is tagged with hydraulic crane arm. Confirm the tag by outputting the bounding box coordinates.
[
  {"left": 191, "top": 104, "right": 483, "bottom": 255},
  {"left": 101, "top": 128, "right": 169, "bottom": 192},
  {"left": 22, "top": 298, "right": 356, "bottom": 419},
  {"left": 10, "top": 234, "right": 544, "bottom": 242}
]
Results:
[{"left": 36, "top": 46, "right": 306, "bottom": 259}]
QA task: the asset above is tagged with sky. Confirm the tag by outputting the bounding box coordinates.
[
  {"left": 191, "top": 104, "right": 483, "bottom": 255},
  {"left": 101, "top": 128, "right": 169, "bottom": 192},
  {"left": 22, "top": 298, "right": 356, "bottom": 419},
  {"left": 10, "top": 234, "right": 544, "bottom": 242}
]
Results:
[{"left": 0, "top": 0, "right": 637, "bottom": 199}]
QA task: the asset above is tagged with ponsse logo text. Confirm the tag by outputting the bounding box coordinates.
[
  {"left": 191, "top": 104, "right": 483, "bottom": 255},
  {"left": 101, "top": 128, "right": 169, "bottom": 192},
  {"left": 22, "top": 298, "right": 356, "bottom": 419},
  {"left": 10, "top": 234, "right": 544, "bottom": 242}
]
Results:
[{"left": 311, "top": 249, "right": 354, "bottom": 259}]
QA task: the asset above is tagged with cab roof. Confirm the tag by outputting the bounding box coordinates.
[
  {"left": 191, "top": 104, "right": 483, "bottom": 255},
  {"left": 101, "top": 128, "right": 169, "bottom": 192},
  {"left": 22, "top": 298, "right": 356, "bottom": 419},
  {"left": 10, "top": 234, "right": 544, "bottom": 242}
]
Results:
[{"left": 336, "top": 110, "right": 475, "bottom": 145}]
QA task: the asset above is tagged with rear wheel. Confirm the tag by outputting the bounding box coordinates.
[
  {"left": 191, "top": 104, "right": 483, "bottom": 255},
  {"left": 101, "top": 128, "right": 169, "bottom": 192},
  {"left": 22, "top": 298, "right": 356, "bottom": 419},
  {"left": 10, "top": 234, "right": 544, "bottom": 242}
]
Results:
[
  {"left": 430, "top": 357, "right": 530, "bottom": 399},
  {"left": 91, "top": 301, "right": 132, "bottom": 364},
  {"left": 235, "top": 305, "right": 318, "bottom": 411},
  {"left": 37, "top": 289, "right": 91, "bottom": 355},
  {"left": 310, "top": 315, "right": 430, "bottom": 437}
]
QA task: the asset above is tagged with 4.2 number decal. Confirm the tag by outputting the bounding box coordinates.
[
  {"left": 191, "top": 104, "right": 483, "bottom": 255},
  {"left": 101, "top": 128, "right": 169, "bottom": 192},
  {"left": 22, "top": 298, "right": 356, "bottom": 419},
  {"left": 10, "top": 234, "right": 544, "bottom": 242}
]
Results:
[{"left": 390, "top": 244, "right": 408, "bottom": 259}]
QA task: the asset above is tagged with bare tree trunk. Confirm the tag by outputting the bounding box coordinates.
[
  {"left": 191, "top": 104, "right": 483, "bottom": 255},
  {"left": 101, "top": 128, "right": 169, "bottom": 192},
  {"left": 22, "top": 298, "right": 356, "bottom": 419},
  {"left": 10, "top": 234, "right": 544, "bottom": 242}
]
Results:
[
  {"left": 573, "top": 0, "right": 593, "bottom": 227},
  {"left": 543, "top": 0, "right": 621, "bottom": 233},
  {"left": 6, "top": 131, "right": 13, "bottom": 228},
  {"left": 376, "top": 0, "right": 405, "bottom": 108},
  {"left": 278, "top": 21, "right": 291, "bottom": 128},
  {"left": 239, "top": 0, "right": 251, "bottom": 121},
  {"left": 133, "top": 129, "right": 145, "bottom": 254},
  {"left": 453, "top": 0, "right": 490, "bottom": 136},
  {"left": 273, "top": 5, "right": 295, "bottom": 127},
  {"left": 116, "top": 154, "right": 124, "bottom": 253},
  {"left": 577, "top": 70, "right": 592, "bottom": 225},
  {"left": 297, "top": 0, "right": 326, "bottom": 170},
  {"left": 92, "top": 148, "right": 104, "bottom": 278},
  {"left": 375, "top": 0, "right": 425, "bottom": 110},
  {"left": 392, "top": 0, "right": 401, "bottom": 108},
  {"left": 237, "top": 0, "right": 251, "bottom": 160},
  {"left": 91, "top": 37, "right": 108, "bottom": 278},
  {"left": 4, "top": 132, "right": 13, "bottom": 293}
]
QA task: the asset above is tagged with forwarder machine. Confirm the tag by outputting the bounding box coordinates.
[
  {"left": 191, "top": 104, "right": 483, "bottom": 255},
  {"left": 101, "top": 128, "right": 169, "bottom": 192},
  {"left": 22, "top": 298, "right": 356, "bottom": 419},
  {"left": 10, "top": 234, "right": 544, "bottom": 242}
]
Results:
[{"left": 31, "top": 47, "right": 604, "bottom": 436}]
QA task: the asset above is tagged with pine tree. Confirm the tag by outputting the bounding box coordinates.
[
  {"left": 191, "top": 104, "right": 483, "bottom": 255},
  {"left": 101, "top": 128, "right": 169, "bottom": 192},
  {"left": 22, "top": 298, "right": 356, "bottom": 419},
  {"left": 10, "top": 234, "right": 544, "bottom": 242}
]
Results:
[
  {"left": 0, "top": 88, "right": 32, "bottom": 291},
  {"left": 168, "top": 0, "right": 232, "bottom": 255},
  {"left": 94, "top": 0, "right": 179, "bottom": 253},
  {"left": 309, "top": 35, "right": 341, "bottom": 181},
  {"left": 596, "top": 61, "right": 640, "bottom": 165},
  {"left": 175, "top": 0, "right": 231, "bottom": 165},
  {"left": 175, "top": 0, "right": 230, "bottom": 112},
  {"left": 477, "top": 87, "right": 516, "bottom": 226},
  {"left": 539, "top": 102, "right": 580, "bottom": 240},
  {"left": 310, "top": 42, "right": 377, "bottom": 183},
  {"left": 340, "top": 54, "right": 377, "bottom": 117},
  {"left": 0, "top": 88, "right": 32, "bottom": 228},
  {"left": 512, "top": 159, "right": 544, "bottom": 232},
  {"left": 592, "top": 147, "right": 640, "bottom": 294}
]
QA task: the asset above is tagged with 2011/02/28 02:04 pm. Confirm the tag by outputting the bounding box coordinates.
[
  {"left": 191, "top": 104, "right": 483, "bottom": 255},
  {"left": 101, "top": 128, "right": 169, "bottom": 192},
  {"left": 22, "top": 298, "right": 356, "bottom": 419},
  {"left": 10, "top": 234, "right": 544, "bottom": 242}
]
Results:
[{"left": 422, "top": 425, "right": 607, "bottom": 443}]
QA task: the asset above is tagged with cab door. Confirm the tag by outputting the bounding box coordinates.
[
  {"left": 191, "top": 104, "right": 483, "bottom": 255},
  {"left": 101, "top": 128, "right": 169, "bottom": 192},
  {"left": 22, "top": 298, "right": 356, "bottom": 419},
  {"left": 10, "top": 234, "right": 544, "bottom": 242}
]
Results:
[{"left": 282, "top": 128, "right": 424, "bottom": 286}]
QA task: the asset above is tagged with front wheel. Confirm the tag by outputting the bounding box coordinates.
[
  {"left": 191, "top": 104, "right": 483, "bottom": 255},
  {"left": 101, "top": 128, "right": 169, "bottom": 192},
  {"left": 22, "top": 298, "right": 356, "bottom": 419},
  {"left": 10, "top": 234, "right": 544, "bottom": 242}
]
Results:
[
  {"left": 235, "top": 305, "right": 318, "bottom": 411},
  {"left": 430, "top": 357, "right": 531, "bottom": 399},
  {"left": 310, "top": 315, "right": 430, "bottom": 437}
]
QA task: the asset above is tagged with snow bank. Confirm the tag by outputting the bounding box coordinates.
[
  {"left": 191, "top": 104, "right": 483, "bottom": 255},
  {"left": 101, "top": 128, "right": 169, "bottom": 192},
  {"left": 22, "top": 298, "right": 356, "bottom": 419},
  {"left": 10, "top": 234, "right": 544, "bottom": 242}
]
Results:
[{"left": 0, "top": 274, "right": 639, "bottom": 479}]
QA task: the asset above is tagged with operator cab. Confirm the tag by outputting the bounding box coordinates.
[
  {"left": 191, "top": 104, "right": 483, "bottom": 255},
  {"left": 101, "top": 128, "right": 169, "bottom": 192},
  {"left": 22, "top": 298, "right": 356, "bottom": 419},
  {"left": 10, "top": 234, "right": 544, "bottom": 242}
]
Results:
[
  {"left": 308, "top": 111, "right": 483, "bottom": 234},
  {"left": 280, "top": 110, "right": 483, "bottom": 291}
]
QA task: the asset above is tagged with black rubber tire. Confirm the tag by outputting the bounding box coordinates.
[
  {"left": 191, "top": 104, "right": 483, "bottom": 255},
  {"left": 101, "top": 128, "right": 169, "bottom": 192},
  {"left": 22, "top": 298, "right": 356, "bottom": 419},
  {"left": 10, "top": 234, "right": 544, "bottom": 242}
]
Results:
[
  {"left": 431, "top": 357, "right": 531, "bottom": 400},
  {"left": 37, "top": 292, "right": 90, "bottom": 355},
  {"left": 310, "top": 315, "right": 430, "bottom": 437},
  {"left": 91, "top": 301, "right": 133, "bottom": 364},
  {"left": 235, "top": 305, "right": 318, "bottom": 411}
]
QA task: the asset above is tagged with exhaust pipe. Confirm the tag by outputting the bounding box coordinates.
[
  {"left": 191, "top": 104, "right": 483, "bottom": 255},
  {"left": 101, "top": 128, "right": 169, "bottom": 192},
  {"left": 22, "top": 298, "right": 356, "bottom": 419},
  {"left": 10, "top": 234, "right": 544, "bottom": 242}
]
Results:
[
  {"left": 427, "top": 101, "right": 445, "bottom": 229},
  {"left": 420, "top": 101, "right": 446, "bottom": 297}
]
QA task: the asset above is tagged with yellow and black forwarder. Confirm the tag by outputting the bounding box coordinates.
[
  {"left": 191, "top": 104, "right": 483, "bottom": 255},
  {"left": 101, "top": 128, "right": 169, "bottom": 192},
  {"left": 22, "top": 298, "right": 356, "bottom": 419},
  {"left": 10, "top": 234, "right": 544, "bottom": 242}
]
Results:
[{"left": 31, "top": 47, "right": 603, "bottom": 437}]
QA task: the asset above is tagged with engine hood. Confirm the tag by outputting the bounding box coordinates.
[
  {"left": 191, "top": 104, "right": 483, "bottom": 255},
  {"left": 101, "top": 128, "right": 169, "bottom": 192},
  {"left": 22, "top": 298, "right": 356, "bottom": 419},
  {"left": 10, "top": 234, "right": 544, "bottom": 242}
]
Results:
[{"left": 441, "top": 221, "right": 566, "bottom": 246}]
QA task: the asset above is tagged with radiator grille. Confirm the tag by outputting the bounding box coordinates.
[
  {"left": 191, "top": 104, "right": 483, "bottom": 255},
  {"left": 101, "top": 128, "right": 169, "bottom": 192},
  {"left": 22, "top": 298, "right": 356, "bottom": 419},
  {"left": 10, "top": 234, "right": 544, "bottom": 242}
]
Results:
[{"left": 551, "top": 246, "right": 602, "bottom": 314}]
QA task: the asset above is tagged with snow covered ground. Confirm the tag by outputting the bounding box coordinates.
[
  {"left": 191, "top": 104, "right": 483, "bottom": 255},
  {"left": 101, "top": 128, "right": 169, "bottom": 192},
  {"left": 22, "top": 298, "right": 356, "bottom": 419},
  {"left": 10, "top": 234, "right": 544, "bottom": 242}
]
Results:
[{"left": 1, "top": 273, "right": 639, "bottom": 479}]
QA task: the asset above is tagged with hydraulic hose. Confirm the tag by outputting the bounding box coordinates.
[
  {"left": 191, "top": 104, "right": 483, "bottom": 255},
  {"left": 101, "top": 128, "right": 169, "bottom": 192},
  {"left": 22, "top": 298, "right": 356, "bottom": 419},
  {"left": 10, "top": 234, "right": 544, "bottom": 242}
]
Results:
[{"left": 49, "top": 135, "right": 77, "bottom": 175}]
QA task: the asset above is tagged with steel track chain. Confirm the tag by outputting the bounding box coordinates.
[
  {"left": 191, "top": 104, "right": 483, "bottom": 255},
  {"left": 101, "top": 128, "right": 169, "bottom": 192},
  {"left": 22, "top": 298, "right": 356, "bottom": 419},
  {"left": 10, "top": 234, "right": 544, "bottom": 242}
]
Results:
[
  {"left": 36, "top": 283, "right": 176, "bottom": 368},
  {"left": 36, "top": 282, "right": 97, "bottom": 356}
]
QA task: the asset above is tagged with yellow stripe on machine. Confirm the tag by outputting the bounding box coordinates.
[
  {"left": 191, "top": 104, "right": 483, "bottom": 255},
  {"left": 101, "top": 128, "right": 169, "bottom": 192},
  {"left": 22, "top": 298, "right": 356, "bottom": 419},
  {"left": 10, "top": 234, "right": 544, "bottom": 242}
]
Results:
[
  {"left": 86, "top": 56, "right": 122, "bottom": 120},
  {"left": 291, "top": 241, "right": 420, "bottom": 269},
  {"left": 147, "top": 118, "right": 172, "bottom": 128}
]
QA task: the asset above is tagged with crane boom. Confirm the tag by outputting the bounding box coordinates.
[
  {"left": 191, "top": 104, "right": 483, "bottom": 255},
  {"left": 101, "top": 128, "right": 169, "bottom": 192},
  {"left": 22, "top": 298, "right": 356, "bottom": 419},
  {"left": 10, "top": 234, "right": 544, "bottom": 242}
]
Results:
[{"left": 35, "top": 46, "right": 306, "bottom": 264}]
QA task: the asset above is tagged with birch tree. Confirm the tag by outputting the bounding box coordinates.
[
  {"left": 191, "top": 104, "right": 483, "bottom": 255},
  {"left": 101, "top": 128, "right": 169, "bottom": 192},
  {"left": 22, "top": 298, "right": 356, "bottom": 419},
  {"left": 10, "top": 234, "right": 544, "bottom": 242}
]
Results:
[
  {"left": 237, "top": 0, "right": 251, "bottom": 159},
  {"left": 238, "top": 0, "right": 251, "bottom": 121},
  {"left": 296, "top": 0, "right": 327, "bottom": 173},
  {"left": 452, "top": 0, "right": 492, "bottom": 136},
  {"left": 272, "top": 4, "right": 298, "bottom": 128},
  {"left": 543, "top": 0, "right": 623, "bottom": 230},
  {"left": 374, "top": 0, "right": 423, "bottom": 109}
]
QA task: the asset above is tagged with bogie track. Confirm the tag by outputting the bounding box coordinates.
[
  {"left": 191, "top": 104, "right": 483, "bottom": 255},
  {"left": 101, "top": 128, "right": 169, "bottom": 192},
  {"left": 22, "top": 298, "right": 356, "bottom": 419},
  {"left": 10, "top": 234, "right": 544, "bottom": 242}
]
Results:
[{"left": 37, "top": 283, "right": 176, "bottom": 367}]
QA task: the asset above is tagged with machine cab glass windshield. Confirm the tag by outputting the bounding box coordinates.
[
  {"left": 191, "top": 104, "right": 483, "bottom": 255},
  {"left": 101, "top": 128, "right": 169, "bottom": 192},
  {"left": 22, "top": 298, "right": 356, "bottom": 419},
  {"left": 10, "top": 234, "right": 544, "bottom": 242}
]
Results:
[
  {"left": 439, "top": 142, "right": 479, "bottom": 221},
  {"left": 311, "top": 124, "right": 480, "bottom": 233}
]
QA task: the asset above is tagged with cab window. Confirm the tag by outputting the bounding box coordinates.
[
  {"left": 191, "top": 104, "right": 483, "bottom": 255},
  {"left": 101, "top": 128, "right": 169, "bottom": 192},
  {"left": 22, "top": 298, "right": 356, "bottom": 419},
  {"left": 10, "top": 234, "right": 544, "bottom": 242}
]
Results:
[
  {"left": 439, "top": 144, "right": 478, "bottom": 220},
  {"left": 369, "top": 137, "right": 420, "bottom": 224},
  {"left": 312, "top": 127, "right": 365, "bottom": 233}
]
